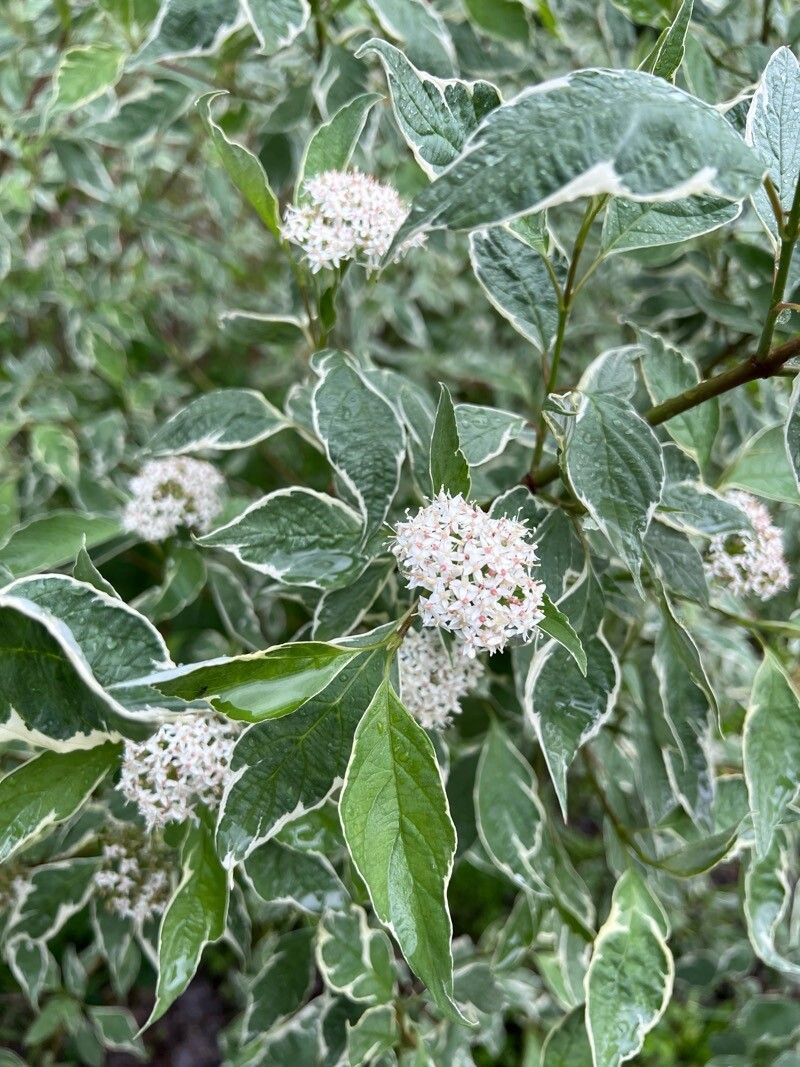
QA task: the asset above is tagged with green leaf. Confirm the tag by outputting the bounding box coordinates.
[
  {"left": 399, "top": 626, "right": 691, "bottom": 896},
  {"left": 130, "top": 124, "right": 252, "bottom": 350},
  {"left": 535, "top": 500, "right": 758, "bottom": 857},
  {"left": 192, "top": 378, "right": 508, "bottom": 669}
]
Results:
[
  {"left": 558, "top": 391, "right": 664, "bottom": 589},
  {"left": 585, "top": 870, "right": 674, "bottom": 1067},
  {"left": 0, "top": 592, "right": 154, "bottom": 748},
  {"left": 542, "top": 1006, "right": 593, "bottom": 1067},
  {"left": 7, "top": 859, "right": 98, "bottom": 942},
  {"left": 463, "top": 0, "right": 529, "bottom": 42},
  {"left": 312, "top": 351, "right": 404, "bottom": 536},
  {"left": 430, "top": 384, "right": 470, "bottom": 497},
  {"left": 357, "top": 38, "right": 501, "bottom": 178},
  {"left": 721, "top": 424, "right": 800, "bottom": 504},
  {"left": 243, "top": 928, "right": 315, "bottom": 1039},
  {"left": 785, "top": 374, "right": 800, "bottom": 494},
  {"left": 339, "top": 680, "right": 467, "bottom": 1023},
  {"left": 365, "top": 0, "right": 456, "bottom": 78},
  {"left": 658, "top": 480, "right": 749, "bottom": 537},
  {"left": 539, "top": 594, "right": 588, "bottom": 675},
  {"left": 638, "top": 0, "right": 693, "bottom": 80},
  {"left": 746, "top": 47, "right": 800, "bottom": 243},
  {"left": 393, "top": 69, "right": 762, "bottom": 245},
  {"left": 656, "top": 822, "right": 740, "bottom": 878},
  {"left": 151, "top": 641, "right": 358, "bottom": 722},
  {"left": 148, "top": 820, "right": 228, "bottom": 1026},
  {"left": 744, "top": 832, "right": 800, "bottom": 978},
  {"left": 88, "top": 1007, "right": 145, "bottom": 1057},
  {"left": 72, "top": 544, "right": 119, "bottom": 598},
  {"left": 313, "top": 558, "right": 394, "bottom": 641},
  {"left": 316, "top": 904, "right": 396, "bottom": 1004},
  {"left": 0, "top": 512, "right": 122, "bottom": 578},
  {"left": 135, "top": 0, "right": 243, "bottom": 64},
  {"left": 6, "top": 573, "right": 171, "bottom": 687},
  {"left": 346, "top": 1003, "right": 398, "bottom": 1066},
  {"left": 148, "top": 388, "right": 287, "bottom": 456},
  {"left": 52, "top": 45, "right": 125, "bottom": 111},
  {"left": 30, "top": 424, "right": 80, "bottom": 485},
  {"left": 744, "top": 650, "right": 800, "bottom": 858},
  {"left": 454, "top": 403, "right": 528, "bottom": 465},
  {"left": 644, "top": 522, "right": 708, "bottom": 606},
  {"left": 475, "top": 723, "right": 546, "bottom": 890},
  {"left": 198, "top": 488, "right": 366, "bottom": 589},
  {"left": 469, "top": 226, "right": 559, "bottom": 354},
  {"left": 298, "top": 93, "right": 382, "bottom": 191},
  {"left": 653, "top": 599, "right": 716, "bottom": 829},
  {"left": 638, "top": 329, "right": 717, "bottom": 469},
  {"left": 218, "top": 310, "right": 310, "bottom": 346},
  {"left": 241, "top": 0, "right": 310, "bottom": 53},
  {"left": 7, "top": 938, "right": 55, "bottom": 1009},
  {"left": 244, "top": 839, "right": 348, "bottom": 913},
  {"left": 601, "top": 195, "right": 740, "bottom": 255},
  {"left": 207, "top": 561, "right": 264, "bottom": 649},
  {"left": 526, "top": 610, "right": 619, "bottom": 817},
  {"left": 134, "top": 545, "right": 207, "bottom": 622},
  {"left": 216, "top": 632, "right": 390, "bottom": 864},
  {"left": 0, "top": 743, "right": 119, "bottom": 864},
  {"left": 198, "top": 92, "right": 281, "bottom": 236}
]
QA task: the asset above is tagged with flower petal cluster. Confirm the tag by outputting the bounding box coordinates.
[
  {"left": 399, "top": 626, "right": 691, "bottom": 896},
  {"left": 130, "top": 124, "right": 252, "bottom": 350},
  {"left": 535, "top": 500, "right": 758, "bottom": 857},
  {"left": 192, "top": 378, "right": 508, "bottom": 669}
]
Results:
[
  {"left": 282, "top": 169, "right": 424, "bottom": 273},
  {"left": 123, "top": 456, "right": 223, "bottom": 541},
  {"left": 705, "top": 490, "right": 790, "bottom": 600},
  {"left": 391, "top": 492, "right": 545, "bottom": 656},
  {"left": 398, "top": 628, "right": 484, "bottom": 730},
  {"left": 118, "top": 713, "right": 238, "bottom": 831},
  {"left": 94, "top": 836, "right": 172, "bottom": 925}
]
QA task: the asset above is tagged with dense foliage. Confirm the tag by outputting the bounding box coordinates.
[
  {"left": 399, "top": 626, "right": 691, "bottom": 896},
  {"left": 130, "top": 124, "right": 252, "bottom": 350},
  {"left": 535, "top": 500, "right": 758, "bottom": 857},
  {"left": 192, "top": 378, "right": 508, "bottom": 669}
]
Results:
[{"left": 3, "top": 0, "right": 800, "bottom": 1063}]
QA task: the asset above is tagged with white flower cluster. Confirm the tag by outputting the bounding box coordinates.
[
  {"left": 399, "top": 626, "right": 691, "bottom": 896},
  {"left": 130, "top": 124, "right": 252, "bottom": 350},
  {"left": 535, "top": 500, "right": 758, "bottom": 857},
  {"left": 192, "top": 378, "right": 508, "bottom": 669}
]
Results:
[
  {"left": 118, "top": 714, "right": 238, "bottom": 831},
  {"left": 282, "top": 169, "right": 424, "bottom": 273},
  {"left": 399, "top": 628, "right": 484, "bottom": 730},
  {"left": 705, "top": 491, "right": 790, "bottom": 600},
  {"left": 94, "top": 839, "right": 171, "bottom": 925},
  {"left": 123, "top": 456, "right": 223, "bottom": 542},
  {"left": 392, "top": 492, "right": 546, "bottom": 656}
]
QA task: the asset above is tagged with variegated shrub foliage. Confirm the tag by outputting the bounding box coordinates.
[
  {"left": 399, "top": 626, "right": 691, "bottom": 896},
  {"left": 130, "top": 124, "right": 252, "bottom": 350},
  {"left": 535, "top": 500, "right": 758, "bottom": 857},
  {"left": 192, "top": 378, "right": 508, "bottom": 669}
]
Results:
[{"left": 3, "top": 0, "right": 800, "bottom": 1064}]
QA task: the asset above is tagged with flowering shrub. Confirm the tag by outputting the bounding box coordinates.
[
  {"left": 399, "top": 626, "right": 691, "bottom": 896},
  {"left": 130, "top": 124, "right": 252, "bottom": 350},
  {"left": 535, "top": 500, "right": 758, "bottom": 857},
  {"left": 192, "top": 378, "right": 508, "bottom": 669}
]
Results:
[{"left": 2, "top": 1, "right": 800, "bottom": 1064}]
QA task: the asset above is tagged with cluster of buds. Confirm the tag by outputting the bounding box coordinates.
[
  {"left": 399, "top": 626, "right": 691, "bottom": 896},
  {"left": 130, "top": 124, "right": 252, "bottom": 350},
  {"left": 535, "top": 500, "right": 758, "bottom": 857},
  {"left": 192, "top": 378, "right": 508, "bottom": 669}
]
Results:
[
  {"left": 705, "top": 491, "right": 790, "bottom": 600},
  {"left": 282, "top": 169, "right": 424, "bottom": 273},
  {"left": 123, "top": 456, "right": 223, "bottom": 542},
  {"left": 391, "top": 492, "right": 545, "bottom": 657},
  {"left": 398, "top": 628, "right": 484, "bottom": 730},
  {"left": 94, "top": 832, "right": 172, "bottom": 925},
  {"left": 117, "top": 713, "right": 238, "bottom": 831}
]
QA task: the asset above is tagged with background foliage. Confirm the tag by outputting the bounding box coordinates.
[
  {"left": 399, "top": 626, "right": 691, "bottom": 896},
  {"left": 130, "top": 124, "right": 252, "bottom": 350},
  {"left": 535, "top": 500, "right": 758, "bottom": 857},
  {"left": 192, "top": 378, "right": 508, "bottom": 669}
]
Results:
[{"left": 2, "top": 0, "right": 800, "bottom": 1064}]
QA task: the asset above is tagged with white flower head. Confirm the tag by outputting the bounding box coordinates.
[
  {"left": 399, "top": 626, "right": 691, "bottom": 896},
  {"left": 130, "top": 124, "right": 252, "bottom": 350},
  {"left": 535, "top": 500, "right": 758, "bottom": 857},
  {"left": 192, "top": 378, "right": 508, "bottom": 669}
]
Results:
[
  {"left": 282, "top": 169, "right": 425, "bottom": 273},
  {"left": 94, "top": 833, "right": 172, "bottom": 926},
  {"left": 117, "top": 713, "right": 238, "bottom": 831},
  {"left": 123, "top": 456, "right": 223, "bottom": 541},
  {"left": 705, "top": 490, "right": 790, "bottom": 600},
  {"left": 399, "top": 628, "right": 484, "bottom": 730},
  {"left": 391, "top": 492, "right": 546, "bottom": 656}
]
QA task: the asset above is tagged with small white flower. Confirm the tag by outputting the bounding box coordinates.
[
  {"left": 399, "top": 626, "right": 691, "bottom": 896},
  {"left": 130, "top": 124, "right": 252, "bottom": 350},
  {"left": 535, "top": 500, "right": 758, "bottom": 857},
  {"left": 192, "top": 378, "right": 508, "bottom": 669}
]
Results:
[
  {"left": 117, "top": 713, "right": 238, "bottom": 831},
  {"left": 94, "top": 835, "right": 172, "bottom": 925},
  {"left": 399, "top": 629, "right": 483, "bottom": 730},
  {"left": 391, "top": 492, "right": 546, "bottom": 656},
  {"left": 282, "top": 169, "right": 425, "bottom": 273},
  {"left": 123, "top": 456, "right": 223, "bottom": 541},
  {"left": 705, "top": 490, "right": 790, "bottom": 600}
]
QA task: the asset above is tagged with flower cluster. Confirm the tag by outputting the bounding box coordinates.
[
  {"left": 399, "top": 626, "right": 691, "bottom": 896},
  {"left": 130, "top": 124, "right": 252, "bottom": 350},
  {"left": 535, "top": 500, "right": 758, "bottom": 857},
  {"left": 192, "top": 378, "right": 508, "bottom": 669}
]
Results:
[
  {"left": 282, "top": 169, "right": 424, "bottom": 273},
  {"left": 398, "top": 628, "right": 484, "bottom": 730},
  {"left": 94, "top": 836, "right": 172, "bottom": 925},
  {"left": 123, "top": 456, "right": 223, "bottom": 541},
  {"left": 118, "top": 713, "right": 238, "bottom": 831},
  {"left": 705, "top": 490, "right": 790, "bottom": 600},
  {"left": 391, "top": 492, "right": 546, "bottom": 656}
]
